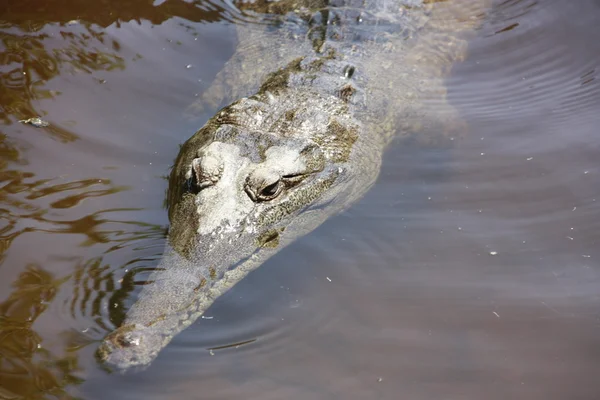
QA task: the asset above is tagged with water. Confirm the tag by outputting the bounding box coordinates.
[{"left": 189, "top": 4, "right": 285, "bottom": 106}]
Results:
[{"left": 1, "top": 1, "right": 599, "bottom": 399}]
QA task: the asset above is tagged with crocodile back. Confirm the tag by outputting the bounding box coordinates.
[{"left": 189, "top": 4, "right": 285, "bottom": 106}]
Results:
[{"left": 191, "top": 0, "right": 490, "bottom": 146}]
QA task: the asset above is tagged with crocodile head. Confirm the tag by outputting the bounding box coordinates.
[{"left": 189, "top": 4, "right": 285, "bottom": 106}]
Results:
[{"left": 97, "top": 88, "right": 381, "bottom": 371}]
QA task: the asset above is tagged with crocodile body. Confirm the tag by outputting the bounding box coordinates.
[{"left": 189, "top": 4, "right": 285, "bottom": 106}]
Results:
[{"left": 97, "top": 0, "right": 488, "bottom": 371}]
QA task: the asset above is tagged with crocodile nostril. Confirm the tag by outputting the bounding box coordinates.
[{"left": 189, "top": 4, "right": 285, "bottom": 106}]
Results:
[
  {"left": 117, "top": 332, "right": 141, "bottom": 348},
  {"left": 343, "top": 65, "right": 355, "bottom": 79}
]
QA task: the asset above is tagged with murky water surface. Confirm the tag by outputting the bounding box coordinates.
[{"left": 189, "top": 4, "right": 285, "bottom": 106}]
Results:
[{"left": 1, "top": 1, "right": 599, "bottom": 399}]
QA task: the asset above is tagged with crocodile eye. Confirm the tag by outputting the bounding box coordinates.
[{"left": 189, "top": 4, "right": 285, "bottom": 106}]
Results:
[
  {"left": 258, "top": 180, "right": 283, "bottom": 200},
  {"left": 191, "top": 155, "right": 223, "bottom": 190},
  {"left": 246, "top": 178, "right": 284, "bottom": 202},
  {"left": 245, "top": 169, "right": 285, "bottom": 202}
]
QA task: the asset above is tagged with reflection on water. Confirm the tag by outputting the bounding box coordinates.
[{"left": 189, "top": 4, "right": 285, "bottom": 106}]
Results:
[
  {"left": 0, "top": 0, "right": 243, "bottom": 142},
  {"left": 0, "top": 265, "right": 81, "bottom": 400},
  {"left": 1, "top": 0, "right": 600, "bottom": 399},
  {"left": 0, "top": 25, "right": 121, "bottom": 141}
]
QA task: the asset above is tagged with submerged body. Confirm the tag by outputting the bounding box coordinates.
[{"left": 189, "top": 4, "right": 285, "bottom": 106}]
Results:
[{"left": 97, "top": 0, "right": 488, "bottom": 371}]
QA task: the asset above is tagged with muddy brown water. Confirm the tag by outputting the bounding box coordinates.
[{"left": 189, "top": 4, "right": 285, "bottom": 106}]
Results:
[{"left": 1, "top": 1, "right": 599, "bottom": 399}]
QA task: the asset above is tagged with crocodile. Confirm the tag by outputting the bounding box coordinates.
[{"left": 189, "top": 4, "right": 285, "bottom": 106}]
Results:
[{"left": 97, "top": 0, "right": 488, "bottom": 371}]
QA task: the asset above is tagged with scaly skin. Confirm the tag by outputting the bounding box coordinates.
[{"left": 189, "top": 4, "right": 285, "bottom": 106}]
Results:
[{"left": 97, "top": 0, "right": 489, "bottom": 371}]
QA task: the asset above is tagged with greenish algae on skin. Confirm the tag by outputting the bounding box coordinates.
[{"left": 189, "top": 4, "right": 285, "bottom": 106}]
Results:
[{"left": 97, "top": 0, "right": 490, "bottom": 372}]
